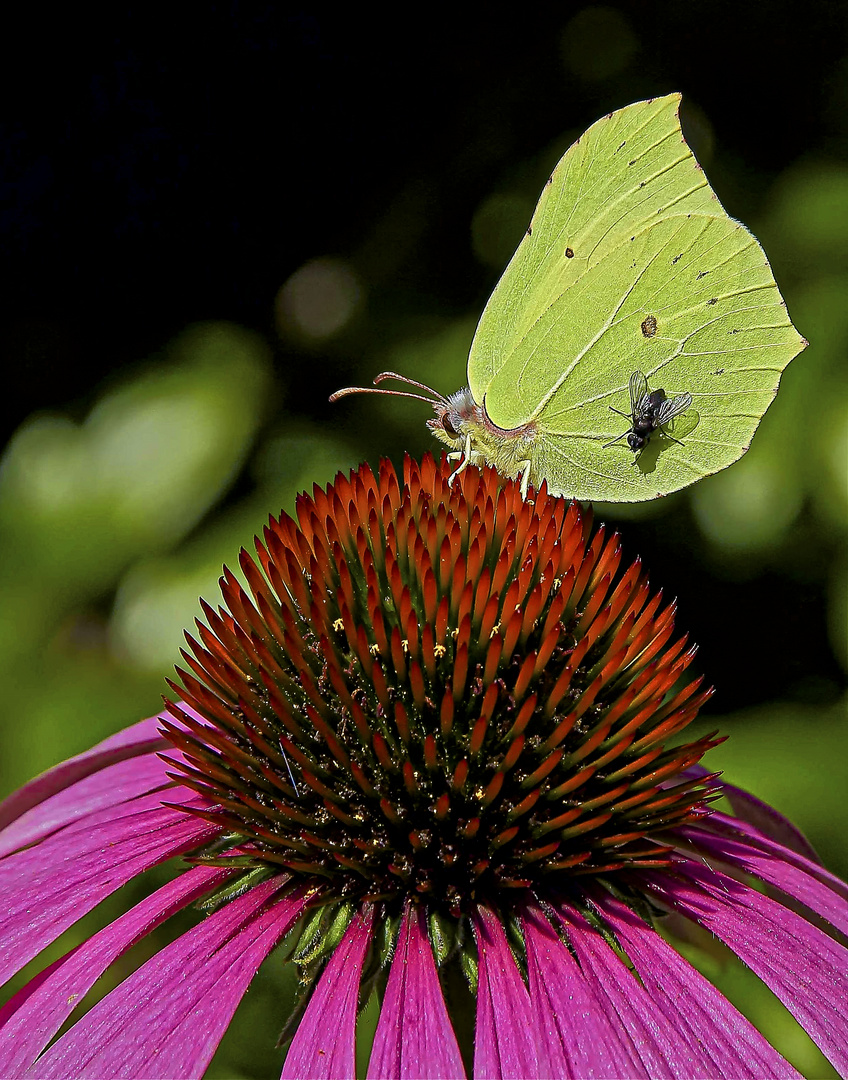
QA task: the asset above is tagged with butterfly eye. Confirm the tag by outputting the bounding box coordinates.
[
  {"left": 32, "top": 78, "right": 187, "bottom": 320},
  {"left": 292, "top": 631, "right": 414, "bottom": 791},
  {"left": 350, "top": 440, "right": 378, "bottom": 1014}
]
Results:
[{"left": 442, "top": 415, "right": 459, "bottom": 438}]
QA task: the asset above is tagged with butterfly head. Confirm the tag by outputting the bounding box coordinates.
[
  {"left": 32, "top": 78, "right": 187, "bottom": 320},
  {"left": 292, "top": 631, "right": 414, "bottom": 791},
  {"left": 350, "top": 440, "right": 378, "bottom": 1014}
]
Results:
[
  {"left": 330, "top": 372, "right": 481, "bottom": 453},
  {"left": 426, "top": 386, "right": 481, "bottom": 451}
]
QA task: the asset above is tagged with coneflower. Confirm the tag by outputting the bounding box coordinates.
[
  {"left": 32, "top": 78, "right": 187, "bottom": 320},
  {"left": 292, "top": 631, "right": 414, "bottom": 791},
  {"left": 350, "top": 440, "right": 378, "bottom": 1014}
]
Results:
[{"left": 1, "top": 454, "right": 845, "bottom": 1079}]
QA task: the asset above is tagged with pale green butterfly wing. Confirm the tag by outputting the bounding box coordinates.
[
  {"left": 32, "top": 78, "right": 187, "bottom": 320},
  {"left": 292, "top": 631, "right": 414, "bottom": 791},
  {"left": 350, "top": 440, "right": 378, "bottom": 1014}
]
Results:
[
  {"left": 502, "top": 212, "right": 802, "bottom": 501},
  {"left": 469, "top": 93, "right": 723, "bottom": 393},
  {"left": 467, "top": 94, "right": 806, "bottom": 503}
]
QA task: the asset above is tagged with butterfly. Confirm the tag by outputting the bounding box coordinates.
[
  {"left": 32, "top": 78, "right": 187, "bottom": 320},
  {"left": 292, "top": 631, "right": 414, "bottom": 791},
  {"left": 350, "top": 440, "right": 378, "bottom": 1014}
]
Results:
[{"left": 332, "top": 94, "right": 806, "bottom": 502}]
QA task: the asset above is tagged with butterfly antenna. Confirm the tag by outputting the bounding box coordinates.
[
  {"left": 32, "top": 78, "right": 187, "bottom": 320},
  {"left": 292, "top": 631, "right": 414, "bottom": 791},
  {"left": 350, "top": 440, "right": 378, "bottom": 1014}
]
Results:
[{"left": 329, "top": 371, "right": 449, "bottom": 407}]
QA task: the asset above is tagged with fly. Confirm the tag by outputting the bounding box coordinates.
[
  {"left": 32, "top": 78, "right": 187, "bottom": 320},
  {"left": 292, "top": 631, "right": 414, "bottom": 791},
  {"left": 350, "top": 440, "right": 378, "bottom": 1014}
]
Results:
[{"left": 604, "top": 370, "right": 693, "bottom": 453}]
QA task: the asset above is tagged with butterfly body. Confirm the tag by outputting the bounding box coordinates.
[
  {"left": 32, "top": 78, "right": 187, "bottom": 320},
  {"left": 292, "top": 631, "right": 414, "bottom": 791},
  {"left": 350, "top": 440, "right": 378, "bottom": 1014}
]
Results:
[{"left": 428, "top": 386, "right": 539, "bottom": 493}]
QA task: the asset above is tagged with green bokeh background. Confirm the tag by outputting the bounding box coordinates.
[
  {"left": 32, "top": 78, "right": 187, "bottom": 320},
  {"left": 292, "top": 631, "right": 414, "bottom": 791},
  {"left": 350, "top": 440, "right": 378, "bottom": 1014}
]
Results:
[{"left": 2, "top": 5, "right": 846, "bottom": 1078}]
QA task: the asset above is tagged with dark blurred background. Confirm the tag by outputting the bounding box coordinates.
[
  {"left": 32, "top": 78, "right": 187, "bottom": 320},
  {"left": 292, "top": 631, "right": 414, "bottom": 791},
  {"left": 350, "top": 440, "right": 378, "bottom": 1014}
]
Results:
[{"left": 1, "top": 4, "right": 846, "bottom": 1076}]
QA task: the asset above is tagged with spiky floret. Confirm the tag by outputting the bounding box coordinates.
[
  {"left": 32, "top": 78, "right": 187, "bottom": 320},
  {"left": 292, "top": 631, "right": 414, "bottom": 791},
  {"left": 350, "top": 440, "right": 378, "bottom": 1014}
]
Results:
[{"left": 162, "top": 454, "right": 718, "bottom": 918}]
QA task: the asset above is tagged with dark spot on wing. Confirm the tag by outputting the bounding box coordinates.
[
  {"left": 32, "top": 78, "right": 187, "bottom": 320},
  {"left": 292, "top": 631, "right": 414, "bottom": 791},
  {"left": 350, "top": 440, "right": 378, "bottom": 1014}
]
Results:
[
  {"left": 711, "top": 367, "right": 725, "bottom": 375},
  {"left": 526, "top": 226, "right": 532, "bottom": 237},
  {"left": 707, "top": 298, "right": 718, "bottom": 306},
  {"left": 672, "top": 253, "right": 682, "bottom": 264},
  {"left": 641, "top": 315, "right": 658, "bottom": 338},
  {"left": 697, "top": 270, "right": 708, "bottom": 279},
  {"left": 565, "top": 247, "right": 574, "bottom": 258},
  {"left": 617, "top": 141, "right": 626, "bottom": 152}
]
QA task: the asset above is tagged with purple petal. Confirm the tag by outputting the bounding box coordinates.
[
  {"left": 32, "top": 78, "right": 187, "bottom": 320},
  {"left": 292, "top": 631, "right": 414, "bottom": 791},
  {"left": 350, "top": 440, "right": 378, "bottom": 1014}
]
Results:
[
  {"left": 585, "top": 888, "right": 800, "bottom": 1078},
  {"left": 0, "top": 864, "right": 229, "bottom": 1077},
  {"left": 718, "top": 778, "right": 823, "bottom": 864},
  {"left": 681, "top": 822, "right": 848, "bottom": 935},
  {"left": 0, "top": 715, "right": 167, "bottom": 837},
  {"left": 522, "top": 903, "right": 648, "bottom": 1078},
  {"left": 472, "top": 906, "right": 537, "bottom": 1080},
  {"left": 679, "top": 765, "right": 820, "bottom": 863},
  {"left": 0, "top": 754, "right": 174, "bottom": 858},
  {"left": 282, "top": 905, "right": 375, "bottom": 1080},
  {"left": 696, "top": 810, "right": 848, "bottom": 907},
  {"left": 641, "top": 861, "right": 848, "bottom": 1075},
  {"left": 0, "top": 792, "right": 218, "bottom": 986},
  {"left": 550, "top": 900, "right": 720, "bottom": 1078},
  {"left": 367, "top": 903, "right": 464, "bottom": 1080},
  {"left": 28, "top": 876, "right": 308, "bottom": 1080}
]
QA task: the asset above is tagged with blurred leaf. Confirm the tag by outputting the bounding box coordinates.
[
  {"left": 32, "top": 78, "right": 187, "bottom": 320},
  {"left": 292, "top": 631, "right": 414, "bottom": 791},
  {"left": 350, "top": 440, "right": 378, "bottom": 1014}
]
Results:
[
  {"left": 0, "top": 321, "right": 273, "bottom": 787},
  {"left": 110, "top": 423, "right": 360, "bottom": 673},
  {"left": 765, "top": 163, "right": 848, "bottom": 274},
  {"left": 690, "top": 443, "right": 802, "bottom": 554},
  {"left": 0, "top": 322, "right": 273, "bottom": 593}
]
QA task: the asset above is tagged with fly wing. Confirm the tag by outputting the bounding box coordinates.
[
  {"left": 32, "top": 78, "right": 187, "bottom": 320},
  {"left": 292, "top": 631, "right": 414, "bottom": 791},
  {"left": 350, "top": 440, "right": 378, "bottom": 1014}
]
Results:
[
  {"left": 629, "top": 370, "right": 648, "bottom": 417},
  {"left": 655, "top": 391, "right": 693, "bottom": 426}
]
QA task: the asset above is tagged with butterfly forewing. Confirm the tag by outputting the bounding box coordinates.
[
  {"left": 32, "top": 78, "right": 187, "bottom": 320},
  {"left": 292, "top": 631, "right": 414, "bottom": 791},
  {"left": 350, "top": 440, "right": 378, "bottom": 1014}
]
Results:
[{"left": 467, "top": 93, "right": 725, "bottom": 409}]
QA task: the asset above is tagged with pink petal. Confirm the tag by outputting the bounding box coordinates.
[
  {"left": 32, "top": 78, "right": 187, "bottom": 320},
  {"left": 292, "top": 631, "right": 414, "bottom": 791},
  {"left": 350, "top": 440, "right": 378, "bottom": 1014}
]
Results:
[
  {"left": 282, "top": 905, "right": 375, "bottom": 1080},
  {"left": 641, "top": 861, "right": 848, "bottom": 1076},
  {"left": 0, "top": 754, "right": 174, "bottom": 858},
  {"left": 682, "top": 823, "right": 848, "bottom": 935},
  {"left": 718, "top": 779, "right": 822, "bottom": 864},
  {"left": 697, "top": 810, "right": 848, "bottom": 907},
  {"left": 0, "top": 864, "right": 230, "bottom": 1077},
  {"left": 0, "top": 702, "right": 211, "bottom": 857},
  {"left": 0, "top": 792, "right": 218, "bottom": 985},
  {"left": 679, "top": 765, "right": 820, "bottom": 863},
  {"left": 551, "top": 900, "right": 717, "bottom": 1078},
  {"left": 0, "top": 715, "right": 166, "bottom": 838},
  {"left": 589, "top": 887, "right": 800, "bottom": 1078},
  {"left": 367, "top": 903, "right": 464, "bottom": 1080},
  {"left": 522, "top": 903, "right": 647, "bottom": 1078},
  {"left": 472, "top": 906, "right": 537, "bottom": 1080},
  {"left": 29, "top": 876, "right": 308, "bottom": 1080}
]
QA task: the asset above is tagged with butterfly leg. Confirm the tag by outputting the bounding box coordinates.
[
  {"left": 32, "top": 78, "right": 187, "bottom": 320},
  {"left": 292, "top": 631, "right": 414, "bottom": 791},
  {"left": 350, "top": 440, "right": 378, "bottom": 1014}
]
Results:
[
  {"left": 517, "top": 460, "right": 533, "bottom": 500},
  {"left": 447, "top": 435, "right": 474, "bottom": 485}
]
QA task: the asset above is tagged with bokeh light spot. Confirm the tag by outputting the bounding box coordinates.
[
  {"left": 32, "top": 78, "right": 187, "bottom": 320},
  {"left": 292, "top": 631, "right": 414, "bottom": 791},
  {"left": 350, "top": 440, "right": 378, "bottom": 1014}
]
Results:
[{"left": 276, "top": 256, "right": 364, "bottom": 341}]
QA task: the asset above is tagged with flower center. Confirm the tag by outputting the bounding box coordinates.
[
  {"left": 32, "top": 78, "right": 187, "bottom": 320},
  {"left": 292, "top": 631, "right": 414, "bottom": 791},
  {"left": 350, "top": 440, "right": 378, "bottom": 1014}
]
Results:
[{"left": 163, "top": 456, "right": 716, "bottom": 916}]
